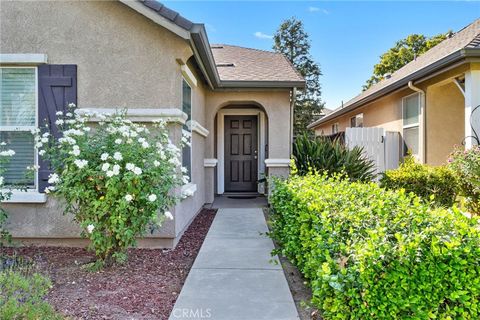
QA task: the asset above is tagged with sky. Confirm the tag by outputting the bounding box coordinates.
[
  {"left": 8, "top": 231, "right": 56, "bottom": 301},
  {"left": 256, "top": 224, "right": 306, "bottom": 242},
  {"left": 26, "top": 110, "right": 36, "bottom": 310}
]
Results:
[{"left": 164, "top": 1, "right": 480, "bottom": 110}]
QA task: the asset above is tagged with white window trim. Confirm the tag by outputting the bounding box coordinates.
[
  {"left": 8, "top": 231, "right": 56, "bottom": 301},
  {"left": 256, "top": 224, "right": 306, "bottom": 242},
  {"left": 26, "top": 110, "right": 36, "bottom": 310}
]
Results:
[
  {"left": 216, "top": 108, "right": 266, "bottom": 195},
  {"left": 75, "top": 108, "right": 188, "bottom": 124},
  {"left": 180, "top": 182, "right": 197, "bottom": 198},
  {"left": 189, "top": 120, "right": 209, "bottom": 138},
  {"left": 2, "top": 190, "right": 47, "bottom": 203},
  {"left": 182, "top": 78, "right": 193, "bottom": 184},
  {"left": 0, "top": 54, "right": 47, "bottom": 65},
  {"left": 402, "top": 92, "right": 421, "bottom": 157},
  {"left": 332, "top": 122, "right": 339, "bottom": 134},
  {"left": 350, "top": 113, "right": 364, "bottom": 128},
  {"left": 0, "top": 66, "right": 39, "bottom": 198}
]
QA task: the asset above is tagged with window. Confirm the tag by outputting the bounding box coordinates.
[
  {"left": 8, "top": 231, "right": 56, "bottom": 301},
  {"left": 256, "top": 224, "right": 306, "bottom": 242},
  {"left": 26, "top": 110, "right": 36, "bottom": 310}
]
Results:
[
  {"left": 0, "top": 67, "right": 37, "bottom": 187},
  {"left": 402, "top": 93, "right": 420, "bottom": 156},
  {"left": 331, "top": 123, "right": 339, "bottom": 134},
  {"left": 350, "top": 113, "right": 363, "bottom": 128},
  {"left": 182, "top": 79, "right": 192, "bottom": 182}
]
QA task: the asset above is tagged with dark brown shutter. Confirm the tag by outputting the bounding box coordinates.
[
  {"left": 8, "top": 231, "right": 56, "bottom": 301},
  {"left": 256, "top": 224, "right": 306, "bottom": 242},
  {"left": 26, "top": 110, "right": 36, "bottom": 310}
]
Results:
[{"left": 37, "top": 65, "right": 77, "bottom": 192}]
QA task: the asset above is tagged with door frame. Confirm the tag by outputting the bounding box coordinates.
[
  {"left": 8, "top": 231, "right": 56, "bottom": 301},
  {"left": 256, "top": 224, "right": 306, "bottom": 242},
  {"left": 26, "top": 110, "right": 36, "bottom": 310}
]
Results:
[{"left": 217, "top": 108, "right": 266, "bottom": 194}]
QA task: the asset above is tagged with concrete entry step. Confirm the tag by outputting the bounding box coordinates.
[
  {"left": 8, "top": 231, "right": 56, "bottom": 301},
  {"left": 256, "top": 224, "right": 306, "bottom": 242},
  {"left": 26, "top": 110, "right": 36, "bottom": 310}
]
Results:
[{"left": 170, "top": 207, "right": 299, "bottom": 320}]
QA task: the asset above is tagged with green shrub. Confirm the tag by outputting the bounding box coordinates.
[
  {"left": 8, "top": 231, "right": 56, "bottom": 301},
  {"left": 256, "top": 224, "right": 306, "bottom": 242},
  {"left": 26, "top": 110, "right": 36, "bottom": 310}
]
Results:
[
  {"left": 292, "top": 134, "right": 375, "bottom": 181},
  {"left": 380, "top": 155, "right": 457, "bottom": 207},
  {"left": 0, "top": 271, "right": 62, "bottom": 320},
  {"left": 269, "top": 173, "right": 480, "bottom": 319},
  {"left": 448, "top": 146, "right": 480, "bottom": 215}
]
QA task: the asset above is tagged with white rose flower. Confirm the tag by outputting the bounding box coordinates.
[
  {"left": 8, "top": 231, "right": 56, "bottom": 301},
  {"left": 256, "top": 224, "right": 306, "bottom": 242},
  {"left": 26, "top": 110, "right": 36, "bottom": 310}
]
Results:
[
  {"left": 133, "top": 167, "right": 142, "bottom": 175},
  {"left": 0, "top": 177, "right": 4, "bottom": 186},
  {"left": 66, "top": 112, "right": 73, "bottom": 117},
  {"left": 101, "top": 153, "right": 109, "bottom": 161},
  {"left": 74, "top": 159, "right": 88, "bottom": 169},
  {"left": 126, "top": 163, "right": 135, "bottom": 171},
  {"left": 153, "top": 160, "right": 160, "bottom": 167},
  {"left": 87, "top": 224, "right": 95, "bottom": 234},
  {"left": 39, "top": 150, "right": 46, "bottom": 156},
  {"left": 148, "top": 194, "right": 157, "bottom": 202},
  {"left": 138, "top": 137, "right": 146, "bottom": 143},
  {"left": 71, "top": 147, "right": 80, "bottom": 156},
  {"left": 42, "top": 132, "right": 50, "bottom": 138},
  {"left": 0, "top": 142, "right": 6, "bottom": 146},
  {"left": 142, "top": 141, "right": 150, "bottom": 149},
  {"left": 0, "top": 150, "right": 15, "bottom": 157},
  {"left": 115, "top": 138, "right": 122, "bottom": 144},
  {"left": 48, "top": 173, "right": 60, "bottom": 184},
  {"left": 113, "top": 152, "right": 123, "bottom": 161},
  {"left": 83, "top": 127, "right": 91, "bottom": 132},
  {"left": 164, "top": 211, "right": 174, "bottom": 220},
  {"left": 55, "top": 111, "right": 63, "bottom": 116},
  {"left": 125, "top": 194, "right": 133, "bottom": 202},
  {"left": 101, "top": 163, "right": 110, "bottom": 172},
  {"left": 106, "top": 170, "right": 114, "bottom": 177},
  {"left": 112, "top": 164, "right": 120, "bottom": 175},
  {"left": 55, "top": 119, "right": 64, "bottom": 125}
]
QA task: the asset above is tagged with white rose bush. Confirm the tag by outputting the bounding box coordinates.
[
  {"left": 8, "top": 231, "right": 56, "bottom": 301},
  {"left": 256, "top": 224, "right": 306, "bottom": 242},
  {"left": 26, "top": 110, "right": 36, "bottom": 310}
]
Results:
[
  {"left": 0, "top": 142, "right": 15, "bottom": 246},
  {"left": 34, "top": 104, "right": 190, "bottom": 266}
]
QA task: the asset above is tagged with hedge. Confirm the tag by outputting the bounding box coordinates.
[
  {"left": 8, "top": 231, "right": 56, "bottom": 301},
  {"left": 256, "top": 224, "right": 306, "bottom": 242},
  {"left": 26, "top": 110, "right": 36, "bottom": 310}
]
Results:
[
  {"left": 380, "top": 156, "right": 458, "bottom": 208},
  {"left": 269, "top": 173, "right": 480, "bottom": 319}
]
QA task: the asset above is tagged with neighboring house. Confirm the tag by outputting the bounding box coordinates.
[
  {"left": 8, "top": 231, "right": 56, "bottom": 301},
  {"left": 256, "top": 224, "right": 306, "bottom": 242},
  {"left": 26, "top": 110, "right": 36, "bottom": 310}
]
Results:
[
  {"left": 308, "top": 19, "right": 480, "bottom": 166},
  {"left": 0, "top": 1, "right": 304, "bottom": 247}
]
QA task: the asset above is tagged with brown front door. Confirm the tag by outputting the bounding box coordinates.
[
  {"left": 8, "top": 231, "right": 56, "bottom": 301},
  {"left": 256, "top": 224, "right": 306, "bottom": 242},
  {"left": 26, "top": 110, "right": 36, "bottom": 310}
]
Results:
[{"left": 224, "top": 115, "right": 258, "bottom": 192}]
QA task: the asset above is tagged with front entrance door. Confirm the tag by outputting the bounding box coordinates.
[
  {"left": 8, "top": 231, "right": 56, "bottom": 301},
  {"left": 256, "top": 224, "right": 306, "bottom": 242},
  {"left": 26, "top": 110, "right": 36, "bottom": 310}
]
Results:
[{"left": 224, "top": 115, "right": 258, "bottom": 192}]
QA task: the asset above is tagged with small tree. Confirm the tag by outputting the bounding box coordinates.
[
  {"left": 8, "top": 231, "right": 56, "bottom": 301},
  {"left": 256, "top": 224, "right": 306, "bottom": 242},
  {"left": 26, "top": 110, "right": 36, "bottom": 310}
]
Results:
[
  {"left": 273, "top": 17, "right": 324, "bottom": 136},
  {"left": 34, "top": 105, "right": 189, "bottom": 266},
  {"left": 364, "top": 32, "right": 450, "bottom": 90}
]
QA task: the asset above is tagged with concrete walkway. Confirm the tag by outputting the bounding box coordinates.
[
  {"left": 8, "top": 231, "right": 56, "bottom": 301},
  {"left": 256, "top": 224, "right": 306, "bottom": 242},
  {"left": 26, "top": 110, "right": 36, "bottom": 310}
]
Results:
[{"left": 170, "top": 207, "right": 299, "bottom": 320}]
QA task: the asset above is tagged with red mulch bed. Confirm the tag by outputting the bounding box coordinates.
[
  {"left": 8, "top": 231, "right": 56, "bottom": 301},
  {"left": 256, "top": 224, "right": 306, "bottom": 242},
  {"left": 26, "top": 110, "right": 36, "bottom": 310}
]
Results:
[{"left": 2, "top": 208, "right": 216, "bottom": 320}]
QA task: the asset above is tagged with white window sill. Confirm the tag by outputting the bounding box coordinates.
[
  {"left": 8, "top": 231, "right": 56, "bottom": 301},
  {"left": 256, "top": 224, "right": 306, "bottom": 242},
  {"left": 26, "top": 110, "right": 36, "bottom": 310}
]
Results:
[
  {"left": 1, "top": 190, "right": 47, "bottom": 203},
  {"left": 180, "top": 183, "right": 197, "bottom": 199}
]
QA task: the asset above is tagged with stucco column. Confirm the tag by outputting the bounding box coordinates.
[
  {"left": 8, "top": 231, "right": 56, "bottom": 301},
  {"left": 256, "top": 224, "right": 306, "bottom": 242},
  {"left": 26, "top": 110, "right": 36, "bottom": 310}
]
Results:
[{"left": 465, "top": 69, "right": 480, "bottom": 148}]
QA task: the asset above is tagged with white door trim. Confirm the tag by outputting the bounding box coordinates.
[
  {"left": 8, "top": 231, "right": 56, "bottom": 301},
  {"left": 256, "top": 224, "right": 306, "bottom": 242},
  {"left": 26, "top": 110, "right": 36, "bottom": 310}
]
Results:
[{"left": 217, "top": 108, "right": 266, "bottom": 194}]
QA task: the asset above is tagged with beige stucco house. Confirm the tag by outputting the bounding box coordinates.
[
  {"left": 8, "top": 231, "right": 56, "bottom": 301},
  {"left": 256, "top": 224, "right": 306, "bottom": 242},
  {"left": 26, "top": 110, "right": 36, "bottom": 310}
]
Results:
[
  {"left": 309, "top": 19, "right": 480, "bottom": 166},
  {"left": 0, "top": 0, "right": 304, "bottom": 247}
]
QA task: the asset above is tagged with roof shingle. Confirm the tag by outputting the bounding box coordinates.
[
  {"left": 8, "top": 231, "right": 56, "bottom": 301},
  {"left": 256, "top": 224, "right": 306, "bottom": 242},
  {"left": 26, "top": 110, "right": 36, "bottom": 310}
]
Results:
[{"left": 211, "top": 44, "right": 305, "bottom": 83}]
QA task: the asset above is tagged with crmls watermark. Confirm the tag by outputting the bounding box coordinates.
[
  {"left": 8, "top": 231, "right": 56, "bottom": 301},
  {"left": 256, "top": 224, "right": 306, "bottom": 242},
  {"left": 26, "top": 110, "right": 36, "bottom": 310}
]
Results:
[{"left": 172, "top": 308, "right": 212, "bottom": 319}]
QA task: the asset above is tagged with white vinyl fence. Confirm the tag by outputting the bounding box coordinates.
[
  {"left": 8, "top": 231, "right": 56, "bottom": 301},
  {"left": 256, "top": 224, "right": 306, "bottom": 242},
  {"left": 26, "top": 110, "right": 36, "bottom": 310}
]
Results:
[{"left": 345, "top": 127, "right": 400, "bottom": 178}]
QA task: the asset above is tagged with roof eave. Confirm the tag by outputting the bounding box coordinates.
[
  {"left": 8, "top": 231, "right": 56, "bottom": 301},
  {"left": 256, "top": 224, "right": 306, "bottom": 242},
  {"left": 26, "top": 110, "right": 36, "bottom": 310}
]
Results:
[
  {"left": 120, "top": 0, "right": 191, "bottom": 39},
  {"left": 189, "top": 24, "right": 221, "bottom": 89},
  {"left": 218, "top": 80, "right": 305, "bottom": 89},
  {"left": 308, "top": 49, "right": 472, "bottom": 129}
]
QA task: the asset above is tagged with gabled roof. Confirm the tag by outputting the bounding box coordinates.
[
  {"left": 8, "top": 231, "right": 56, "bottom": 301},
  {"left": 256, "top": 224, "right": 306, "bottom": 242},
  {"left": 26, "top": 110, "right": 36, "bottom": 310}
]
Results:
[
  {"left": 120, "top": 0, "right": 305, "bottom": 89},
  {"left": 308, "top": 18, "right": 480, "bottom": 129},
  {"left": 211, "top": 45, "right": 305, "bottom": 87}
]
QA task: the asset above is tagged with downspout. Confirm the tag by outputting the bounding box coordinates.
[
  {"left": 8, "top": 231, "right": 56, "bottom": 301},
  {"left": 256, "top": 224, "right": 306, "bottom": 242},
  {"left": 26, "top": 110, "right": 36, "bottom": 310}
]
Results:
[
  {"left": 408, "top": 81, "right": 426, "bottom": 164},
  {"left": 290, "top": 87, "right": 296, "bottom": 157}
]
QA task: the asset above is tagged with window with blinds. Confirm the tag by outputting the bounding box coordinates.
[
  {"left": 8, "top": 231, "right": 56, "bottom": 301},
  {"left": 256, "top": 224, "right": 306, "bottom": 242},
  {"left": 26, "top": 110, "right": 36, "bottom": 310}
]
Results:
[
  {"left": 0, "top": 67, "right": 37, "bottom": 187},
  {"left": 182, "top": 79, "right": 192, "bottom": 182},
  {"left": 402, "top": 93, "right": 420, "bottom": 157}
]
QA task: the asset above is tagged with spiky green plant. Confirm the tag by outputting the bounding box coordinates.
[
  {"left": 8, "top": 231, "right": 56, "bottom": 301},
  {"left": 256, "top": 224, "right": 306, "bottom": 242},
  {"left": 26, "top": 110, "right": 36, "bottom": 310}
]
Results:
[{"left": 292, "top": 134, "right": 375, "bottom": 181}]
